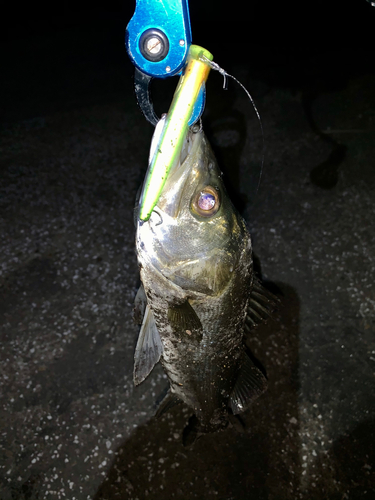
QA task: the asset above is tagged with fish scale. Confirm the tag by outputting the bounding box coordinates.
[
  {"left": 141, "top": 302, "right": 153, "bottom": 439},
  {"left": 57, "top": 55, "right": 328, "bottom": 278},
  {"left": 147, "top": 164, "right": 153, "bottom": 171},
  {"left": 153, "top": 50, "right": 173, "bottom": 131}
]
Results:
[{"left": 134, "top": 126, "right": 272, "bottom": 433}]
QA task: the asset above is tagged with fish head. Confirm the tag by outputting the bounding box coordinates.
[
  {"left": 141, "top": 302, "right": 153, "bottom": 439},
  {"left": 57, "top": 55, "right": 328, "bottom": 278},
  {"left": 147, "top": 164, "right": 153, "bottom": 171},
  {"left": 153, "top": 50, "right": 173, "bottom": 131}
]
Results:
[{"left": 136, "top": 128, "right": 251, "bottom": 297}]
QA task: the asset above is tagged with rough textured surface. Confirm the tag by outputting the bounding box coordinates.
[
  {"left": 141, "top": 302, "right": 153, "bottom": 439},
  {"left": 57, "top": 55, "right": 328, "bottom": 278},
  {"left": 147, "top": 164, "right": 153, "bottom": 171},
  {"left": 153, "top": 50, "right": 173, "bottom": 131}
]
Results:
[{"left": 1, "top": 4, "right": 375, "bottom": 499}]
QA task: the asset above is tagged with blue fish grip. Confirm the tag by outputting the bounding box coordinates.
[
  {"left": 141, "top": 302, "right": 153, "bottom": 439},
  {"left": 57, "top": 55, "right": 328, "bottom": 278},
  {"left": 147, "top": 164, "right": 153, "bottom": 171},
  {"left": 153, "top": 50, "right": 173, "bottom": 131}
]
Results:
[
  {"left": 126, "top": 0, "right": 192, "bottom": 78},
  {"left": 126, "top": 0, "right": 206, "bottom": 126}
]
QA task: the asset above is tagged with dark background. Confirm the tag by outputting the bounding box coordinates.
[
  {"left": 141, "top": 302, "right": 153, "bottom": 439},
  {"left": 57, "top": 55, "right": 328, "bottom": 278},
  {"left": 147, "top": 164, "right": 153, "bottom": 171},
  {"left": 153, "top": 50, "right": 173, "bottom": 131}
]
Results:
[
  {"left": 1, "top": 0, "right": 374, "bottom": 122},
  {"left": 1, "top": 1, "right": 375, "bottom": 499}
]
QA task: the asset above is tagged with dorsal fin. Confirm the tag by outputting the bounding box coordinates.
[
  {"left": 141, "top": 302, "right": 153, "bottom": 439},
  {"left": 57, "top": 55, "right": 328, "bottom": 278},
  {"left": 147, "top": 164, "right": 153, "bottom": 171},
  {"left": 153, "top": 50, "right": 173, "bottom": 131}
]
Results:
[
  {"left": 246, "top": 278, "right": 278, "bottom": 329},
  {"left": 229, "top": 352, "right": 268, "bottom": 415}
]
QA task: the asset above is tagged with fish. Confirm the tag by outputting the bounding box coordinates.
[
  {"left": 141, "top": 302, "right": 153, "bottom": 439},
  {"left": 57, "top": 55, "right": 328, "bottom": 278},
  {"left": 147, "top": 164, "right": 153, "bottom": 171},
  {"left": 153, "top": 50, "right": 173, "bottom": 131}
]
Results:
[{"left": 133, "top": 120, "right": 276, "bottom": 433}]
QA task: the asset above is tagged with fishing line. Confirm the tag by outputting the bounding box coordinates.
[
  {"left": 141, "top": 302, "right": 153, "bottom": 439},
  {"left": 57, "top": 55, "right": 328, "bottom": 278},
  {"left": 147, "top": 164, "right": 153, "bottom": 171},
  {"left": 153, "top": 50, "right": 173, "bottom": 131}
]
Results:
[{"left": 200, "top": 56, "right": 265, "bottom": 200}]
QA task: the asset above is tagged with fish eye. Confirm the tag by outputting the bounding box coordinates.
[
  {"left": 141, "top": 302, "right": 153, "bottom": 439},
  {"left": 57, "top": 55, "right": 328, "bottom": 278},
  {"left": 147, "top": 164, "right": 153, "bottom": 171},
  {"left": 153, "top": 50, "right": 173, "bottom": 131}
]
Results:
[{"left": 191, "top": 186, "right": 220, "bottom": 218}]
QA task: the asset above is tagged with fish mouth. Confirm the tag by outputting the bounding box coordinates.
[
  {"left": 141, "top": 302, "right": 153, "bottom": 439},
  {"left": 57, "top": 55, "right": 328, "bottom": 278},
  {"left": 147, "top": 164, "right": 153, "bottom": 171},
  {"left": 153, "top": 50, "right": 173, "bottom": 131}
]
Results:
[{"left": 155, "top": 130, "right": 202, "bottom": 219}]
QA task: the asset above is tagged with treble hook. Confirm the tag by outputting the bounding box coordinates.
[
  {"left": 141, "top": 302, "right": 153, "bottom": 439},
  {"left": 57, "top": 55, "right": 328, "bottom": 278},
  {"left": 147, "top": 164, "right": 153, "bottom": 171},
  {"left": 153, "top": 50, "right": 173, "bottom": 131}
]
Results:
[{"left": 152, "top": 208, "right": 163, "bottom": 226}]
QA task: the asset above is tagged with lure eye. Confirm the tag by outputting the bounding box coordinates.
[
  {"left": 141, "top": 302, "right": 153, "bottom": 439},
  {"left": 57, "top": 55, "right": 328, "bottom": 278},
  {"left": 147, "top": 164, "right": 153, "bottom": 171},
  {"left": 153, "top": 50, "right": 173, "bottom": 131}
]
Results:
[{"left": 191, "top": 186, "right": 220, "bottom": 217}]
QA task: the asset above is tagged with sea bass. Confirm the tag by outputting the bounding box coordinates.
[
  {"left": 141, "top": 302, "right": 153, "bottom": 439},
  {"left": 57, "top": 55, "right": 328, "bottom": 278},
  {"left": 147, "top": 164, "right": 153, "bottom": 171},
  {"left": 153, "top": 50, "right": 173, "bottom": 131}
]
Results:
[{"left": 133, "top": 123, "right": 274, "bottom": 432}]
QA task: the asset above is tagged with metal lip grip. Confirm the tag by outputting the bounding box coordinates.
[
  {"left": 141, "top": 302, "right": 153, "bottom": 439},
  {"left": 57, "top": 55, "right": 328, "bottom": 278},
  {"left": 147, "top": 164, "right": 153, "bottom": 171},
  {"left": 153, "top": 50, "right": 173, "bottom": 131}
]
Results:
[{"left": 125, "top": 0, "right": 192, "bottom": 78}]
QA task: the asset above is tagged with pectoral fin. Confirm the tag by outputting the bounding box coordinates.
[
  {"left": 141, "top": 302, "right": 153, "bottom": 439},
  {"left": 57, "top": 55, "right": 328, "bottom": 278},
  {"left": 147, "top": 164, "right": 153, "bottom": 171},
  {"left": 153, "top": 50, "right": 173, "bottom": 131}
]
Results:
[
  {"left": 134, "top": 305, "right": 163, "bottom": 386},
  {"left": 168, "top": 301, "right": 202, "bottom": 341},
  {"left": 229, "top": 353, "right": 268, "bottom": 415}
]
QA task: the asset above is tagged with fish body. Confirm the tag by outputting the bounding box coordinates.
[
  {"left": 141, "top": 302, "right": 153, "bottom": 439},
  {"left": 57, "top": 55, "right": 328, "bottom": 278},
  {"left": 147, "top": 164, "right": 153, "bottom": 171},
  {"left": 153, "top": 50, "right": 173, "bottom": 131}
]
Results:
[{"left": 134, "top": 124, "right": 272, "bottom": 431}]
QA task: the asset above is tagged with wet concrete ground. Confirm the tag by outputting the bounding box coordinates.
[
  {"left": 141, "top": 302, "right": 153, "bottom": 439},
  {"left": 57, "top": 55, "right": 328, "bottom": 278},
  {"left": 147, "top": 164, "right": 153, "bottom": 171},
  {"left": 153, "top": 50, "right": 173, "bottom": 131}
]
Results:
[{"left": 1, "top": 4, "right": 375, "bottom": 499}]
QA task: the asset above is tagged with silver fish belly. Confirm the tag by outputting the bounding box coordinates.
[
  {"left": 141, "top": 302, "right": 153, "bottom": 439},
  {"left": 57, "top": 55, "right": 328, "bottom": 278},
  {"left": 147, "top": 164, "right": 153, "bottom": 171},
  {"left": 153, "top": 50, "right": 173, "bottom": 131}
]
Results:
[{"left": 134, "top": 126, "right": 272, "bottom": 431}]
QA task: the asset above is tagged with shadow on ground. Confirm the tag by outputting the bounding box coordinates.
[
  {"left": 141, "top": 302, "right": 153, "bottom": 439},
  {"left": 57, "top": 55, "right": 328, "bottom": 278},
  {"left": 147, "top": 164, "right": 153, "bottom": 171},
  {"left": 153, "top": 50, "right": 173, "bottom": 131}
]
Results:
[
  {"left": 93, "top": 283, "right": 301, "bottom": 500},
  {"left": 303, "top": 418, "right": 375, "bottom": 499}
]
